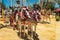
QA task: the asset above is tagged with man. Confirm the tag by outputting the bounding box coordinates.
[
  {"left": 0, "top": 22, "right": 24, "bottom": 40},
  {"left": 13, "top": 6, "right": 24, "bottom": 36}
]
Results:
[
  {"left": 15, "top": 10, "right": 19, "bottom": 22},
  {"left": 32, "top": 9, "right": 41, "bottom": 22},
  {"left": 22, "top": 6, "right": 31, "bottom": 19},
  {"left": 9, "top": 9, "right": 12, "bottom": 15},
  {"left": 4, "top": 9, "right": 7, "bottom": 16}
]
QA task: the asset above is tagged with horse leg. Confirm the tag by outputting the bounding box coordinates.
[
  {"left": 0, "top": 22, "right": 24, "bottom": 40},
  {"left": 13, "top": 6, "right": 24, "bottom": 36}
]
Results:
[
  {"left": 46, "top": 15, "right": 48, "bottom": 22},
  {"left": 21, "top": 21, "right": 26, "bottom": 37},
  {"left": 43, "top": 15, "right": 45, "bottom": 22},
  {"left": 17, "top": 20, "right": 22, "bottom": 37},
  {"left": 33, "top": 22, "right": 37, "bottom": 37},
  {"left": 26, "top": 21, "right": 33, "bottom": 40},
  {"left": 49, "top": 15, "right": 51, "bottom": 23}
]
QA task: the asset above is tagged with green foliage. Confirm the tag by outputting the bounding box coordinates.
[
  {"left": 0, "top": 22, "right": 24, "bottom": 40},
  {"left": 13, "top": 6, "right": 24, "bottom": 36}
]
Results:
[
  {"left": 0, "top": 3, "right": 2, "bottom": 7},
  {"left": 57, "top": 0, "right": 60, "bottom": 7},
  {"left": 29, "top": 5, "right": 33, "bottom": 10},
  {"left": 43, "top": 2, "right": 54, "bottom": 10}
]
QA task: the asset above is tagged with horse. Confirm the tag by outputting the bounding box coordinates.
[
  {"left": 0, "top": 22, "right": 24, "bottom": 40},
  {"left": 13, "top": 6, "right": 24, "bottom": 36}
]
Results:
[
  {"left": 46, "top": 9, "right": 51, "bottom": 23},
  {"left": 12, "top": 8, "right": 41, "bottom": 39}
]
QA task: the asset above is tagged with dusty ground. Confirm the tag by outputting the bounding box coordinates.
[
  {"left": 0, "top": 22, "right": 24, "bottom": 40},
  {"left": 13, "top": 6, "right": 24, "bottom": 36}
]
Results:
[
  {"left": 0, "top": 28, "right": 20, "bottom": 40},
  {"left": 0, "top": 15, "right": 57, "bottom": 40},
  {"left": 56, "top": 21, "right": 60, "bottom": 40},
  {"left": 36, "top": 16, "right": 56, "bottom": 40}
]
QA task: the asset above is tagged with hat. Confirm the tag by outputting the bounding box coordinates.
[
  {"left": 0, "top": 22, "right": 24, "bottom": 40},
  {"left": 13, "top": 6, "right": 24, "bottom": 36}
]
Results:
[{"left": 22, "top": 6, "right": 28, "bottom": 10}]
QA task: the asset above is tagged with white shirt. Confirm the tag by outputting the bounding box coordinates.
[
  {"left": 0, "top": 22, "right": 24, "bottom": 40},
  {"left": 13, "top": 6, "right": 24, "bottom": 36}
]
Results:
[
  {"left": 26, "top": 11, "right": 31, "bottom": 18},
  {"left": 16, "top": 13, "right": 18, "bottom": 21},
  {"left": 10, "top": 9, "right": 12, "bottom": 14}
]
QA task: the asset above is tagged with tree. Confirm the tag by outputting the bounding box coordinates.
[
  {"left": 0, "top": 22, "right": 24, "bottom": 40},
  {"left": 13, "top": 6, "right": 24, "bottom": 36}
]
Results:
[
  {"left": 57, "top": 0, "right": 60, "bottom": 7},
  {"left": 22, "top": 0, "right": 25, "bottom": 6},
  {"left": 29, "top": 5, "right": 33, "bottom": 10},
  {"left": 26, "top": 0, "right": 30, "bottom": 8},
  {"left": 33, "top": 4, "right": 41, "bottom": 10},
  {"left": 43, "top": 2, "right": 55, "bottom": 10},
  {"left": 22, "top": 0, "right": 23, "bottom": 6},
  {"left": 0, "top": 3, "right": 2, "bottom": 13},
  {"left": 0, "top": 3, "right": 2, "bottom": 7},
  {"left": 40, "top": 0, "right": 44, "bottom": 9}
]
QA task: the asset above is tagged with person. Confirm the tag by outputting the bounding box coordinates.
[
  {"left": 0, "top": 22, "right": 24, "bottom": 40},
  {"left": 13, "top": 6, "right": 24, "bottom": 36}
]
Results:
[
  {"left": 15, "top": 10, "right": 19, "bottom": 22},
  {"left": 9, "top": 9, "right": 12, "bottom": 15},
  {"left": 32, "top": 9, "right": 41, "bottom": 22},
  {"left": 10, "top": 16, "right": 14, "bottom": 26},
  {"left": 27, "top": 9, "right": 41, "bottom": 37},
  {"left": 4, "top": 9, "right": 7, "bottom": 17},
  {"left": 22, "top": 9, "right": 29, "bottom": 19}
]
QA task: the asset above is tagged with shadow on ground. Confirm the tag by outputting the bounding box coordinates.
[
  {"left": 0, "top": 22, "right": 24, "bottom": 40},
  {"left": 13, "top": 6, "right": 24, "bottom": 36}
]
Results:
[
  {"left": 40, "top": 21, "right": 50, "bottom": 24},
  {"left": 17, "top": 31, "right": 39, "bottom": 40}
]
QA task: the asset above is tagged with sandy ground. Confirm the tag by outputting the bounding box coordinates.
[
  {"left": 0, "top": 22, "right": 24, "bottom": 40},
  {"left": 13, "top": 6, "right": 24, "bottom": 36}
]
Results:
[
  {"left": 36, "top": 15, "right": 56, "bottom": 40},
  {"left": 56, "top": 21, "right": 60, "bottom": 40},
  {"left": 0, "top": 28, "right": 20, "bottom": 40},
  {"left": 0, "top": 15, "right": 57, "bottom": 40}
]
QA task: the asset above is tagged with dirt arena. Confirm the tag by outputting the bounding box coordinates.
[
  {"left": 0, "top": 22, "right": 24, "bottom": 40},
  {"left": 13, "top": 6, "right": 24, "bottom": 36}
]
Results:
[{"left": 0, "top": 15, "right": 59, "bottom": 40}]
